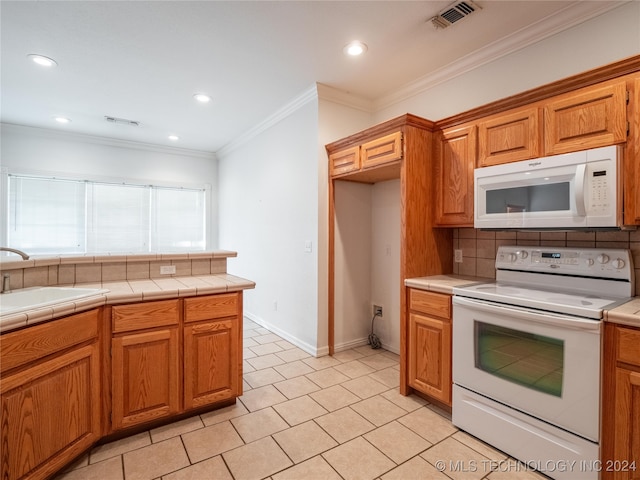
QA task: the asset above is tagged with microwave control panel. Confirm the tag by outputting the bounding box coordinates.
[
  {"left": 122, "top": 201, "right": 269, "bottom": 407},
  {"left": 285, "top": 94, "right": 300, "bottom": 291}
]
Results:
[{"left": 586, "top": 160, "right": 613, "bottom": 215}]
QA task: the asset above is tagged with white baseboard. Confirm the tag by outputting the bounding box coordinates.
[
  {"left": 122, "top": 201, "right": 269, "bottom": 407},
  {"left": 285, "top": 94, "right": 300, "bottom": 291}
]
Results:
[{"left": 243, "top": 312, "right": 400, "bottom": 357}]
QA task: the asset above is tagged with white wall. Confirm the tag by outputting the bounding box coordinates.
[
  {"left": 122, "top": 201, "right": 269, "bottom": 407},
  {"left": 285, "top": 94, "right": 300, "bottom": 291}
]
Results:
[
  {"left": 374, "top": 1, "right": 640, "bottom": 122},
  {"left": 370, "top": 179, "right": 401, "bottom": 354},
  {"left": 217, "top": 98, "right": 321, "bottom": 353},
  {"left": 0, "top": 123, "right": 218, "bottom": 248}
]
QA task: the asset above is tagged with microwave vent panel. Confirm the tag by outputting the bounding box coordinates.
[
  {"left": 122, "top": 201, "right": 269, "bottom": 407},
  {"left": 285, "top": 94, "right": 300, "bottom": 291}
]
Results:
[{"left": 430, "top": 1, "right": 481, "bottom": 29}]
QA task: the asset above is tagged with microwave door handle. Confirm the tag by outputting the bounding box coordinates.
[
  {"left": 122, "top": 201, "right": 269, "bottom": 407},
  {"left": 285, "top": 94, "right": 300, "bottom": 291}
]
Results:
[{"left": 575, "top": 163, "right": 587, "bottom": 216}]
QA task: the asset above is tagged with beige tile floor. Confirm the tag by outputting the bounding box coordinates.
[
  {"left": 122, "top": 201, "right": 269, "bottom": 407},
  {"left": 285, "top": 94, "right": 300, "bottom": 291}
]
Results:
[{"left": 57, "top": 318, "right": 549, "bottom": 480}]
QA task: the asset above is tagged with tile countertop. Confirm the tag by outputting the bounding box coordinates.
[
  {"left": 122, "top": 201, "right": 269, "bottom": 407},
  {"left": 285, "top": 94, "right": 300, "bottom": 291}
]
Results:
[
  {"left": 404, "top": 274, "right": 484, "bottom": 295},
  {"left": 0, "top": 273, "right": 255, "bottom": 333},
  {"left": 605, "top": 298, "right": 640, "bottom": 328},
  {"left": 406, "top": 275, "right": 640, "bottom": 329}
]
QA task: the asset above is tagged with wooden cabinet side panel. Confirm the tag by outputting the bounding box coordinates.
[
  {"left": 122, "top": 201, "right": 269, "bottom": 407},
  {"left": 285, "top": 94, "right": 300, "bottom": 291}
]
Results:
[
  {"left": 184, "top": 318, "right": 238, "bottom": 410},
  {"left": 544, "top": 81, "right": 627, "bottom": 155},
  {"left": 1, "top": 345, "right": 100, "bottom": 480},
  {"left": 435, "top": 125, "right": 476, "bottom": 226},
  {"left": 111, "top": 328, "right": 180, "bottom": 430},
  {"left": 478, "top": 107, "right": 541, "bottom": 166},
  {"left": 0, "top": 309, "right": 99, "bottom": 375}
]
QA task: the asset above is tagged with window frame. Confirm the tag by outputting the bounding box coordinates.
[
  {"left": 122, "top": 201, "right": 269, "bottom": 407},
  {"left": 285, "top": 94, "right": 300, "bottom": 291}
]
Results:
[{"left": 1, "top": 167, "right": 211, "bottom": 255}]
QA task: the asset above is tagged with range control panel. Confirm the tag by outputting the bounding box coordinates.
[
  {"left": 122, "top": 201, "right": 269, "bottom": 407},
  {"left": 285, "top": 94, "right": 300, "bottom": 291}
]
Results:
[{"left": 496, "top": 245, "right": 633, "bottom": 280}]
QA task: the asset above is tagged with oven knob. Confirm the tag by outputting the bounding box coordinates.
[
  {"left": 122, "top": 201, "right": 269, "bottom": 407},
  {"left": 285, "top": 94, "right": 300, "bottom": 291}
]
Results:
[
  {"left": 586, "top": 258, "right": 595, "bottom": 266},
  {"left": 613, "top": 258, "right": 626, "bottom": 269},
  {"left": 597, "top": 254, "right": 610, "bottom": 264},
  {"left": 508, "top": 253, "right": 517, "bottom": 262},
  {"left": 519, "top": 250, "right": 529, "bottom": 259}
]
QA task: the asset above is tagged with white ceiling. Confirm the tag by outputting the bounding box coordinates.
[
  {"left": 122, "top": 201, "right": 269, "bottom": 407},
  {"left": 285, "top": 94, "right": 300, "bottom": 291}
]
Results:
[{"left": 0, "top": 1, "right": 626, "bottom": 153}]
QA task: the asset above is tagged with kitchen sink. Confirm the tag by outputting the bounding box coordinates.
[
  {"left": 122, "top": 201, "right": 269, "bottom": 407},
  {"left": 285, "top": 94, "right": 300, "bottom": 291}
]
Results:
[{"left": 0, "top": 286, "right": 108, "bottom": 316}]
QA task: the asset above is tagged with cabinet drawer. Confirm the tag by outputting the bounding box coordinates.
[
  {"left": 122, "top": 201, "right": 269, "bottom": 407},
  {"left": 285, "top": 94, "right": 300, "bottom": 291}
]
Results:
[
  {"left": 618, "top": 326, "right": 640, "bottom": 367},
  {"left": 184, "top": 293, "right": 239, "bottom": 323},
  {"left": 112, "top": 299, "right": 180, "bottom": 333},
  {"left": 409, "top": 289, "right": 451, "bottom": 319},
  {"left": 329, "top": 145, "right": 360, "bottom": 176},
  {"left": 361, "top": 131, "right": 402, "bottom": 169},
  {"left": 478, "top": 106, "right": 540, "bottom": 167},
  {"left": 0, "top": 309, "right": 99, "bottom": 375}
]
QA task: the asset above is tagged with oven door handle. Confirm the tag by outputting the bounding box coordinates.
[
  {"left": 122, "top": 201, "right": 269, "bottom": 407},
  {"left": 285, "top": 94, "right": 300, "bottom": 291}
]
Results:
[{"left": 453, "top": 296, "right": 601, "bottom": 331}]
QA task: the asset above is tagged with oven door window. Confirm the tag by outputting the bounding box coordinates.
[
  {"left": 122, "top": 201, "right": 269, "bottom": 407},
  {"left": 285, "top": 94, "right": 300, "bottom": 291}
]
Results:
[{"left": 474, "top": 321, "right": 563, "bottom": 397}]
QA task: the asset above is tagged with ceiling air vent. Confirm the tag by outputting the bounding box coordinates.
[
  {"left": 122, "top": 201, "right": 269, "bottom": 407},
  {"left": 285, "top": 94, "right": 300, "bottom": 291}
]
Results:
[
  {"left": 430, "top": 0, "right": 481, "bottom": 29},
  {"left": 105, "top": 116, "right": 140, "bottom": 127}
]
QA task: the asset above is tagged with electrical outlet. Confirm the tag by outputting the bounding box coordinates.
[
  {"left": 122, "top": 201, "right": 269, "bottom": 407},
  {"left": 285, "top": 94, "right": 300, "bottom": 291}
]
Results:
[
  {"left": 160, "top": 265, "right": 176, "bottom": 275},
  {"left": 373, "top": 304, "right": 383, "bottom": 317},
  {"left": 454, "top": 249, "right": 463, "bottom": 263}
]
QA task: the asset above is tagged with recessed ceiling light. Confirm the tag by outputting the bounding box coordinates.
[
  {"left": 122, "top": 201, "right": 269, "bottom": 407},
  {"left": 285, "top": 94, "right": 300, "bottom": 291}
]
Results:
[
  {"left": 193, "top": 93, "right": 212, "bottom": 103},
  {"left": 168, "top": 135, "right": 180, "bottom": 141},
  {"left": 53, "top": 116, "right": 71, "bottom": 124},
  {"left": 28, "top": 54, "right": 58, "bottom": 67},
  {"left": 343, "top": 41, "right": 368, "bottom": 56}
]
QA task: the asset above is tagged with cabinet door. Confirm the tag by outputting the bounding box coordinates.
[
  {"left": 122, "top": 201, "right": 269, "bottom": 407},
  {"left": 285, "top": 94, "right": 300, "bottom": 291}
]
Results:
[
  {"left": 544, "top": 80, "right": 627, "bottom": 155},
  {"left": 408, "top": 312, "right": 452, "bottom": 405},
  {"left": 361, "top": 131, "right": 402, "bottom": 170},
  {"left": 612, "top": 368, "right": 640, "bottom": 480},
  {"left": 435, "top": 124, "right": 476, "bottom": 226},
  {"left": 478, "top": 106, "right": 541, "bottom": 167},
  {"left": 112, "top": 328, "right": 180, "bottom": 430},
  {"left": 1, "top": 344, "right": 100, "bottom": 480},
  {"left": 624, "top": 75, "right": 640, "bottom": 225},
  {"left": 329, "top": 145, "right": 360, "bottom": 177},
  {"left": 184, "top": 318, "right": 239, "bottom": 410}
]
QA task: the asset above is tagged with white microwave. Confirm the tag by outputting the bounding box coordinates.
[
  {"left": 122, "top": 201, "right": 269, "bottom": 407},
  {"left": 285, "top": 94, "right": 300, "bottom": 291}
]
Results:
[{"left": 475, "top": 145, "right": 620, "bottom": 229}]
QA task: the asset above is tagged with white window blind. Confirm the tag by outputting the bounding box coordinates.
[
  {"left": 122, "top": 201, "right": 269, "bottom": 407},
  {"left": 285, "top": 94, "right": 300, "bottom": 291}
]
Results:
[{"left": 7, "top": 175, "right": 206, "bottom": 255}]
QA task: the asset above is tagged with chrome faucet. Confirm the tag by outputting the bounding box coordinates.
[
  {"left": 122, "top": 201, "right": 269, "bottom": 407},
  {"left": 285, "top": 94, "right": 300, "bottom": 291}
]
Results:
[
  {"left": 1, "top": 274, "right": 10, "bottom": 294},
  {"left": 0, "top": 247, "right": 30, "bottom": 260}
]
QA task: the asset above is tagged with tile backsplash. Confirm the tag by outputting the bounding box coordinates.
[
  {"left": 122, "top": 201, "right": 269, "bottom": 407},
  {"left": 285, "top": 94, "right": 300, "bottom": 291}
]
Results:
[
  {"left": 0, "top": 253, "right": 232, "bottom": 291},
  {"left": 452, "top": 228, "right": 640, "bottom": 296}
]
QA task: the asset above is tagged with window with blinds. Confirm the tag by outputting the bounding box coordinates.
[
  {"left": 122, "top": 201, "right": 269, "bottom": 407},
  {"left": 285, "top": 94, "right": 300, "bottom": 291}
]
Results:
[{"left": 7, "top": 175, "right": 207, "bottom": 255}]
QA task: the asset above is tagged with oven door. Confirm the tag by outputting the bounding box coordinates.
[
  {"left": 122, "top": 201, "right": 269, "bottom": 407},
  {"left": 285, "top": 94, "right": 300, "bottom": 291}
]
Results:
[{"left": 452, "top": 295, "right": 601, "bottom": 442}]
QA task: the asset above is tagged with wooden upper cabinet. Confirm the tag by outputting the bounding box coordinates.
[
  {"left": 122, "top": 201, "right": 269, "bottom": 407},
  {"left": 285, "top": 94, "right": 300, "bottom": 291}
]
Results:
[
  {"left": 544, "top": 80, "right": 627, "bottom": 155},
  {"left": 360, "top": 131, "right": 402, "bottom": 169},
  {"left": 624, "top": 74, "right": 640, "bottom": 225},
  {"left": 478, "top": 106, "right": 541, "bottom": 167},
  {"left": 329, "top": 145, "right": 360, "bottom": 177},
  {"left": 435, "top": 124, "right": 477, "bottom": 226}
]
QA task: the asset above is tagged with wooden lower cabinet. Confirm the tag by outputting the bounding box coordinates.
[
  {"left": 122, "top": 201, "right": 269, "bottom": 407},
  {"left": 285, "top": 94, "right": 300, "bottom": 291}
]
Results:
[
  {"left": 111, "top": 327, "right": 181, "bottom": 430},
  {"left": 602, "top": 322, "right": 640, "bottom": 480},
  {"left": 0, "top": 310, "right": 101, "bottom": 480},
  {"left": 407, "top": 288, "right": 452, "bottom": 405},
  {"left": 184, "top": 293, "right": 241, "bottom": 409}
]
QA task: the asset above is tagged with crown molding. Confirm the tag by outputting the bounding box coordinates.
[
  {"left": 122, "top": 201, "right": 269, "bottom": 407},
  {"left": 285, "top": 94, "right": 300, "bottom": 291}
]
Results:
[
  {"left": 316, "top": 83, "right": 374, "bottom": 113},
  {"left": 373, "top": 2, "right": 625, "bottom": 111},
  {"left": 0, "top": 122, "right": 215, "bottom": 159},
  {"left": 217, "top": 85, "right": 320, "bottom": 157}
]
